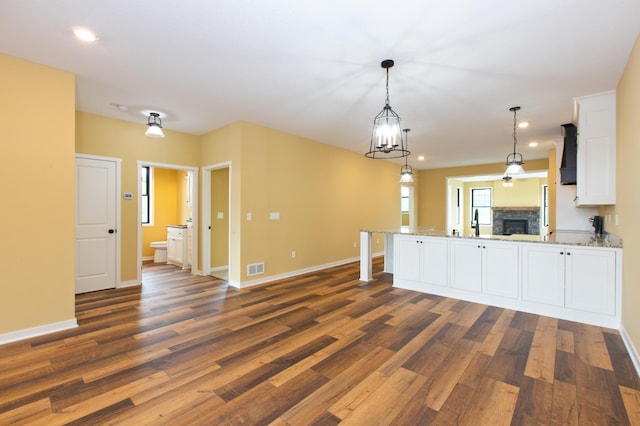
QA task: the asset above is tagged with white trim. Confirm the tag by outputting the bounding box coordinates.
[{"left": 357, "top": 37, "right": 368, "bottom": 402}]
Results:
[
  {"left": 75, "top": 154, "right": 122, "bottom": 290},
  {"left": 0, "top": 319, "right": 77, "bottom": 345},
  {"left": 137, "top": 161, "right": 199, "bottom": 284},
  {"left": 230, "top": 256, "right": 361, "bottom": 289},
  {"left": 118, "top": 280, "right": 141, "bottom": 289},
  {"left": 619, "top": 325, "right": 640, "bottom": 378},
  {"left": 210, "top": 265, "right": 229, "bottom": 273}
]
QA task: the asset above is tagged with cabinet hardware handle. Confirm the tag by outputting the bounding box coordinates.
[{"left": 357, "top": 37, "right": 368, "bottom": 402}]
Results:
[
  {"left": 560, "top": 251, "right": 564, "bottom": 255},
  {"left": 477, "top": 245, "right": 481, "bottom": 248},
  {"left": 567, "top": 252, "right": 571, "bottom": 255}
]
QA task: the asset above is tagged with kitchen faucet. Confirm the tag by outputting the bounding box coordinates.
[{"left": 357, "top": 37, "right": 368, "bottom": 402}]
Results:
[{"left": 471, "top": 209, "right": 480, "bottom": 237}]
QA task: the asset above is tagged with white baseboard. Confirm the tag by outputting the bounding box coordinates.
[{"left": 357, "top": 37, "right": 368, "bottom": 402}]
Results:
[
  {"left": 142, "top": 255, "right": 154, "bottom": 261},
  {"left": 118, "top": 279, "right": 141, "bottom": 289},
  {"left": 230, "top": 256, "right": 360, "bottom": 289},
  {"left": 210, "top": 265, "right": 229, "bottom": 273},
  {"left": 619, "top": 324, "right": 640, "bottom": 378},
  {"left": 0, "top": 319, "right": 78, "bottom": 345}
]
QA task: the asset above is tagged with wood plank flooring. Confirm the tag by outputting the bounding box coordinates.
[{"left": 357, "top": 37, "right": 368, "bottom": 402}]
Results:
[{"left": 1, "top": 258, "right": 640, "bottom": 425}]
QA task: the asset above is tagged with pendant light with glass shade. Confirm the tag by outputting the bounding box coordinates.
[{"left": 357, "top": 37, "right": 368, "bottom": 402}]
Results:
[
  {"left": 366, "top": 59, "right": 410, "bottom": 159},
  {"left": 399, "top": 129, "right": 414, "bottom": 182},
  {"left": 505, "top": 106, "right": 524, "bottom": 174},
  {"left": 145, "top": 112, "right": 165, "bottom": 138}
]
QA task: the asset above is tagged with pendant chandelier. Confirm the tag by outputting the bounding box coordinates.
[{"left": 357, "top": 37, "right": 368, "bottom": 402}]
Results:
[
  {"left": 505, "top": 106, "right": 524, "bottom": 174},
  {"left": 502, "top": 175, "right": 513, "bottom": 187},
  {"left": 399, "top": 129, "right": 414, "bottom": 182},
  {"left": 145, "top": 112, "right": 165, "bottom": 138},
  {"left": 366, "top": 59, "right": 410, "bottom": 159}
]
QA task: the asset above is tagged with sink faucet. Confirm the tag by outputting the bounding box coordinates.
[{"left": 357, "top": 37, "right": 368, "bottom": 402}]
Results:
[{"left": 471, "top": 209, "right": 480, "bottom": 237}]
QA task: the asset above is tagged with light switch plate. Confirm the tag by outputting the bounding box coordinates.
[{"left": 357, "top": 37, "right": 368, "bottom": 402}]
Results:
[
  {"left": 270, "top": 212, "right": 280, "bottom": 220},
  {"left": 217, "top": 212, "right": 224, "bottom": 219}
]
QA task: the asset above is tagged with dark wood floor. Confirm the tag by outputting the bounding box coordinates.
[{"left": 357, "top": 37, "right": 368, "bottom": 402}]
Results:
[{"left": 1, "top": 259, "right": 640, "bottom": 425}]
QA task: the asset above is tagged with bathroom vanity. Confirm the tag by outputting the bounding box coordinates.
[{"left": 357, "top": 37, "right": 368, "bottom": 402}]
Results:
[{"left": 167, "top": 225, "right": 192, "bottom": 269}]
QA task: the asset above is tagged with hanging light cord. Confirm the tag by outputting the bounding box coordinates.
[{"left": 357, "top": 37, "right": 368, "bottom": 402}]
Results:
[
  {"left": 512, "top": 107, "right": 518, "bottom": 155},
  {"left": 385, "top": 66, "right": 391, "bottom": 107}
]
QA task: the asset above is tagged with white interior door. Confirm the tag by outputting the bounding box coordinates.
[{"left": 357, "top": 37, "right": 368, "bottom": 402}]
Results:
[{"left": 75, "top": 157, "right": 117, "bottom": 293}]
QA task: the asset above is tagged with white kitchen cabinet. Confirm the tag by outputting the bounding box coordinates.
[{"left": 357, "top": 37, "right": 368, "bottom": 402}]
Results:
[
  {"left": 394, "top": 235, "right": 448, "bottom": 288},
  {"left": 574, "top": 91, "right": 616, "bottom": 206},
  {"left": 565, "top": 247, "right": 616, "bottom": 315},
  {"left": 521, "top": 244, "right": 565, "bottom": 306},
  {"left": 521, "top": 243, "right": 616, "bottom": 315},
  {"left": 449, "top": 239, "right": 482, "bottom": 292},
  {"left": 167, "top": 226, "right": 185, "bottom": 267},
  {"left": 449, "top": 239, "right": 519, "bottom": 297}
]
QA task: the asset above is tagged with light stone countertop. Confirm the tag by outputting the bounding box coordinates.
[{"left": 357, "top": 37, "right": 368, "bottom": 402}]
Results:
[{"left": 361, "top": 227, "right": 622, "bottom": 249}]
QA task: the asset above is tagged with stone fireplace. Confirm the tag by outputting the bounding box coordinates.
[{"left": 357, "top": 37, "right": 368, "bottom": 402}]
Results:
[{"left": 492, "top": 207, "right": 540, "bottom": 235}]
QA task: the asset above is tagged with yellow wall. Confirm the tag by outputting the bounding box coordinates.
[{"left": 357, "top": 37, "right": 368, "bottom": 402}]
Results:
[
  {"left": 202, "top": 121, "right": 397, "bottom": 282},
  {"left": 75, "top": 112, "right": 201, "bottom": 282},
  {"left": 141, "top": 168, "right": 180, "bottom": 258},
  {"left": 417, "top": 158, "right": 550, "bottom": 230},
  {"left": 0, "top": 54, "right": 76, "bottom": 333},
  {"left": 600, "top": 35, "right": 640, "bottom": 355},
  {"left": 211, "top": 168, "right": 230, "bottom": 268}
]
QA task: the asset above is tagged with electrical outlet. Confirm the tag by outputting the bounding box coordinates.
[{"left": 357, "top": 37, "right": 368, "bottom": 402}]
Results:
[
  {"left": 291, "top": 250, "right": 296, "bottom": 258},
  {"left": 353, "top": 241, "right": 357, "bottom": 248}
]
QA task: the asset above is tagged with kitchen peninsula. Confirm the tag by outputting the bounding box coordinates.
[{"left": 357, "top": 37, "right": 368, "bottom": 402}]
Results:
[{"left": 360, "top": 228, "right": 622, "bottom": 328}]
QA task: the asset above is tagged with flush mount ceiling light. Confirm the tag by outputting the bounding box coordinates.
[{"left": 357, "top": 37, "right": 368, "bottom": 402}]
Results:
[
  {"left": 366, "top": 59, "right": 410, "bottom": 159},
  {"left": 400, "top": 129, "right": 414, "bottom": 183},
  {"left": 505, "top": 106, "right": 525, "bottom": 174},
  {"left": 145, "top": 112, "right": 165, "bottom": 138},
  {"left": 73, "top": 28, "right": 98, "bottom": 42}
]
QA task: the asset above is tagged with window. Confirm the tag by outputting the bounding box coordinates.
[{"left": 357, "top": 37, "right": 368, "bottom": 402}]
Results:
[
  {"left": 471, "top": 188, "right": 492, "bottom": 225},
  {"left": 141, "top": 166, "right": 152, "bottom": 225},
  {"left": 401, "top": 186, "right": 410, "bottom": 213},
  {"left": 543, "top": 184, "right": 549, "bottom": 227}
]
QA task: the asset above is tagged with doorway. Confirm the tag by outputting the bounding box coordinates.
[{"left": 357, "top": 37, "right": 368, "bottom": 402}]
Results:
[
  {"left": 202, "top": 163, "right": 231, "bottom": 281},
  {"left": 137, "top": 161, "right": 198, "bottom": 282}
]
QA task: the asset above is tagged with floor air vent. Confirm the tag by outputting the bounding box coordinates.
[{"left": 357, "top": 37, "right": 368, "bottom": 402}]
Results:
[{"left": 247, "top": 262, "right": 265, "bottom": 276}]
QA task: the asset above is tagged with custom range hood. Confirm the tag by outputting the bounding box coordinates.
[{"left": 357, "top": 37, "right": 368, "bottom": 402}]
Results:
[{"left": 559, "top": 123, "right": 577, "bottom": 185}]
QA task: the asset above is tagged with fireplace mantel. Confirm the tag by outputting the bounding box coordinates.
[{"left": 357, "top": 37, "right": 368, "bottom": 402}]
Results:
[{"left": 493, "top": 206, "right": 539, "bottom": 211}]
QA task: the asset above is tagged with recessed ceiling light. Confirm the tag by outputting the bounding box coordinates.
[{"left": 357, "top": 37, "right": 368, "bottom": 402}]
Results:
[
  {"left": 518, "top": 121, "right": 529, "bottom": 128},
  {"left": 528, "top": 141, "right": 538, "bottom": 147},
  {"left": 114, "top": 104, "right": 129, "bottom": 111},
  {"left": 418, "top": 155, "right": 425, "bottom": 161},
  {"left": 73, "top": 28, "right": 98, "bottom": 42}
]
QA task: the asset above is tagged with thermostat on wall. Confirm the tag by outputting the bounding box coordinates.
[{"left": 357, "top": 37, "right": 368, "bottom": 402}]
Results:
[{"left": 123, "top": 193, "right": 133, "bottom": 200}]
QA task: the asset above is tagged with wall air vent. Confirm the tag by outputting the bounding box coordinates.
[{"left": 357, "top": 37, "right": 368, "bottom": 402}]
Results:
[{"left": 247, "top": 262, "right": 265, "bottom": 276}]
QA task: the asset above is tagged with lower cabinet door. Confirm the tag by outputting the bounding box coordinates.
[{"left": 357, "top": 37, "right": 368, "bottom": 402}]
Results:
[
  {"left": 450, "top": 240, "right": 482, "bottom": 292},
  {"left": 394, "top": 235, "right": 422, "bottom": 282},
  {"left": 421, "top": 237, "right": 448, "bottom": 287},
  {"left": 483, "top": 242, "right": 519, "bottom": 298},
  {"left": 521, "top": 244, "right": 565, "bottom": 307},
  {"left": 565, "top": 248, "right": 616, "bottom": 315}
]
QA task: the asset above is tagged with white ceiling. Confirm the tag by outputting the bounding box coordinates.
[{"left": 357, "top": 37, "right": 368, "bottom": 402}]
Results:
[{"left": 1, "top": 1, "right": 638, "bottom": 169}]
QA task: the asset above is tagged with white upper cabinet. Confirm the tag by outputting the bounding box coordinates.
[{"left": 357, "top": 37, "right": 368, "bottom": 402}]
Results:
[{"left": 574, "top": 91, "right": 616, "bottom": 206}]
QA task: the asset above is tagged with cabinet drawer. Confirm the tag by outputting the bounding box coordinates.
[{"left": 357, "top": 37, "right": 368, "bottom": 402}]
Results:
[{"left": 167, "top": 227, "right": 185, "bottom": 238}]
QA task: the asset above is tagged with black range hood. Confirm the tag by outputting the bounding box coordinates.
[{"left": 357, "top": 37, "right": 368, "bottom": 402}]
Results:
[{"left": 560, "top": 123, "right": 577, "bottom": 185}]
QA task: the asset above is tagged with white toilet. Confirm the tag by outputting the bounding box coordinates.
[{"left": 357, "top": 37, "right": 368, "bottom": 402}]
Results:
[{"left": 150, "top": 241, "right": 168, "bottom": 263}]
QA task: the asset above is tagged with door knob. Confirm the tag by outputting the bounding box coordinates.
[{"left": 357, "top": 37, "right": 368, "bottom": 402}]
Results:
[{"left": 108, "top": 229, "right": 115, "bottom": 234}]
